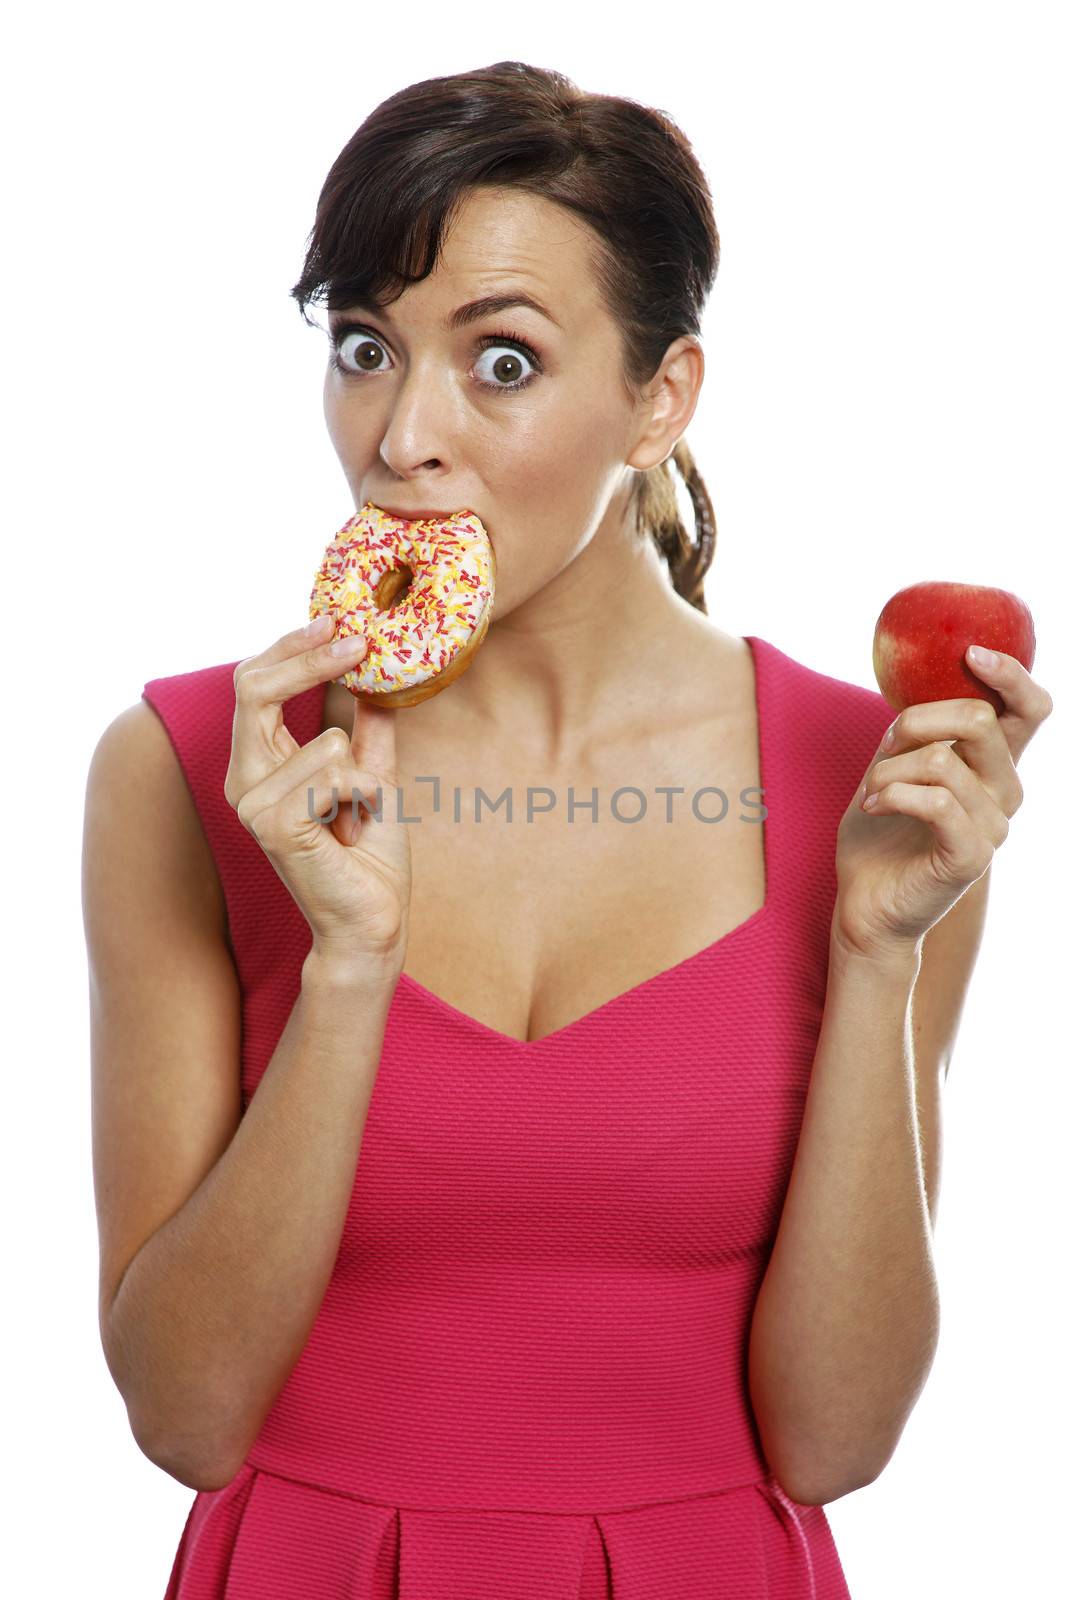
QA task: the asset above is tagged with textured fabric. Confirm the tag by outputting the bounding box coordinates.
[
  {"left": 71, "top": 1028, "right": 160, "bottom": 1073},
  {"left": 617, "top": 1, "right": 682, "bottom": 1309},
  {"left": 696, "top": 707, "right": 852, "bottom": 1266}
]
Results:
[{"left": 142, "top": 635, "right": 896, "bottom": 1599}]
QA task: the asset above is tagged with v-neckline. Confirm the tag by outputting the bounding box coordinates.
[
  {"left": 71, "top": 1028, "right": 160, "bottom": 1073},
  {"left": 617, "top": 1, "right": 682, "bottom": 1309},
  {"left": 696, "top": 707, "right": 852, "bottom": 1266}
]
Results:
[{"left": 313, "top": 635, "right": 776, "bottom": 1050}]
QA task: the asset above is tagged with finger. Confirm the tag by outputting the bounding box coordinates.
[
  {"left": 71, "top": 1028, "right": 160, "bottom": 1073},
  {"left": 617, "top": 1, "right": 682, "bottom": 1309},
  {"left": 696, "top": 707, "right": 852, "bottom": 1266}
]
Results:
[
  {"left": 965, "top": 644, "right": 1055, "bottom": 764},
  {"left": 861, "top": 781, "right": 999, "bottom": 883},
  {"left": 348, "top": 693, "right": 400, "bottom": 786},
  {"left": 230, "top": 616, "right": 344, "bottom": 786},
  {"left": 863, "top": 743, "right": 1011, "bottom": 845},
  {"left": 269, "top": 749, "right": 405, "bottom": 867},
  {"left": 875, "top": 698, "right": 1021, "bottom": 812},
  {"left": 236, "top": 725, "right": 385, "bottom": 826},
  {"left": 229, "top": 622, "right": 368, "bottom": 800},
  {"left": 241, "top": 757, "right": 394, "bottom": 856}
]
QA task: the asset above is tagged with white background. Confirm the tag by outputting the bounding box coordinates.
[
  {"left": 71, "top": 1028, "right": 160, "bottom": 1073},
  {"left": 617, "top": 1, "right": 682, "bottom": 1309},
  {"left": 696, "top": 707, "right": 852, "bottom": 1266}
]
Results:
[{"left": 4, "top": 2, "right": 1064, "bottom": 1595}]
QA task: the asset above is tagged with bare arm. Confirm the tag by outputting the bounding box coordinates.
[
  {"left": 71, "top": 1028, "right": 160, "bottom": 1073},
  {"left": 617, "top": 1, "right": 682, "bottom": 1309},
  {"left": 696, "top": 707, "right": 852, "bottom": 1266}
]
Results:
[
  {"left": 106, "top": 955, "right": 393, "bottom": 1491},
  {"left": 746, "top": 932, "right": 938, "bottom": 1506},
  {"left": 86, "top": 699, "right": 400, "bottom": 1493}
]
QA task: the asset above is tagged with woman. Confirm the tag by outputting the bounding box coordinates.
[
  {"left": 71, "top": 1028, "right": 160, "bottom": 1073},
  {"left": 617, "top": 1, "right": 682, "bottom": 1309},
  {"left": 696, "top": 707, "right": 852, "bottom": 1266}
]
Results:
[{"left": 84, "top": 61, "right": 1053, "bottom": 1599}]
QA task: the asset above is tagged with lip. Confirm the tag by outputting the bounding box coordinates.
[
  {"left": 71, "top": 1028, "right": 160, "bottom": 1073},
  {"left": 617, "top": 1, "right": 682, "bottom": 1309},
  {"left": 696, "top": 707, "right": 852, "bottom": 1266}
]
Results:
[{"left": 374, "top": 503, "right": 468, "bottom": 522}]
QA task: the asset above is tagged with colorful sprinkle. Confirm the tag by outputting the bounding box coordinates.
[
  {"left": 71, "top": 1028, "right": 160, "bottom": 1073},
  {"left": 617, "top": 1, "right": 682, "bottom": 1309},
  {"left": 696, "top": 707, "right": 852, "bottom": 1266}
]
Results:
[{"left": 308, "top": 502, "right": 495, "bottom": 696}]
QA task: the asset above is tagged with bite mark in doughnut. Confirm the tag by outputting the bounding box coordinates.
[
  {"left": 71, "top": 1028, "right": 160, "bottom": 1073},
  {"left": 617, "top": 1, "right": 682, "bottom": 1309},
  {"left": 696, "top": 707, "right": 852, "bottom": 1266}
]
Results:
[{"left": 308, "top": 502, "right": 496, "bottom": 708}]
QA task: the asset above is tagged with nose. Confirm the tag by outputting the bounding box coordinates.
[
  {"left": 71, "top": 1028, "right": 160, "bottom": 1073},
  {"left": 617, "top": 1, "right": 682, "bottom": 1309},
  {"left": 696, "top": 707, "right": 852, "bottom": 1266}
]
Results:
[{"left": 378, "top": 362, "right": 453, "bottom": 479}]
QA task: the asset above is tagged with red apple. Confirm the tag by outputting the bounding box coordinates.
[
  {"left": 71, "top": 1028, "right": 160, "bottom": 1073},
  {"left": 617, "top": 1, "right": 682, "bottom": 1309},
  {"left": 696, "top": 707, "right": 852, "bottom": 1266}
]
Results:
[{"left": 872, "top": 581, "right": 1036, "bottom": 713}]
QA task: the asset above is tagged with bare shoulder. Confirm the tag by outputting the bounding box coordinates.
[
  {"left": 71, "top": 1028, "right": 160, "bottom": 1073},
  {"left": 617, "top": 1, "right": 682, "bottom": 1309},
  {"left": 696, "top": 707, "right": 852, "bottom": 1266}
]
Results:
[
  {"left": 653, "top": 605, "right": 755, "bottom": 714},
  {"left": 84, "top": 700, "right": 229, "bottom": 944}
]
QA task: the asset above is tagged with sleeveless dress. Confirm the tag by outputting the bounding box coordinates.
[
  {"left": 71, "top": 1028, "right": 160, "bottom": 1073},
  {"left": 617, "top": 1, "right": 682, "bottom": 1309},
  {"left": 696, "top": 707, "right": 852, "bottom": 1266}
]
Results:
[{"left": 141, "top": 634, "right": 896, "bottom": 1600}]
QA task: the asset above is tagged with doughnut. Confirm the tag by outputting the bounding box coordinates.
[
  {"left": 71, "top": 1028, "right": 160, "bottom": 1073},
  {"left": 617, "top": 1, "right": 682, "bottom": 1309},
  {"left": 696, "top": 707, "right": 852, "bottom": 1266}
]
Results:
[{"left": 307, "top": 501, "right": 496, "bottom": 708}]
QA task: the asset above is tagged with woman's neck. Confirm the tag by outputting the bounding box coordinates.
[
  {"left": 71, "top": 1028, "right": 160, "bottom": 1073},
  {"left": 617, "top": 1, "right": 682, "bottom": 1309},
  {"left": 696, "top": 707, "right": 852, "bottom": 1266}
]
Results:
[{"left": 321, "top": 521, "right": 731, "bottom": 768}]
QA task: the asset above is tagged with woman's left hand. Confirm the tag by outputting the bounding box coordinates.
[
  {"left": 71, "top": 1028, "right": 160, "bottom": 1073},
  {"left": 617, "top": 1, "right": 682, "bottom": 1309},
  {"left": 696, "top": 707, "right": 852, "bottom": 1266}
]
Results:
[{"left": 832, "top": 644, "right": 1055, "bottom": 963}]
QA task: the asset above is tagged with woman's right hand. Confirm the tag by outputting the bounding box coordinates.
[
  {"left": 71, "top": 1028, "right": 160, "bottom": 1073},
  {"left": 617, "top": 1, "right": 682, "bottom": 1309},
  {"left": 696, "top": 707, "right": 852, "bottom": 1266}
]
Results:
[{"left": 224, "top": 614, "right": 413, "bottom": 975}]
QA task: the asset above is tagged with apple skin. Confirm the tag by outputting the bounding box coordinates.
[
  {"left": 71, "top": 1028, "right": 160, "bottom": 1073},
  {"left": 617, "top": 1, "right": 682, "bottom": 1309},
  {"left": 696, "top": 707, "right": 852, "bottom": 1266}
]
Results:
[{"left": 873, "top": 582, "right": 1036, "bottom": 714}]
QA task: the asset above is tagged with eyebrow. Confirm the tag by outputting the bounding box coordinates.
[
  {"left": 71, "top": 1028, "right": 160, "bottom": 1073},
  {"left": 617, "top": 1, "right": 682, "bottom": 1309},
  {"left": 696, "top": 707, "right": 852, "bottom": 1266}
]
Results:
[{"left": 328, "top": 291, "right": 561, "bottom": 333}]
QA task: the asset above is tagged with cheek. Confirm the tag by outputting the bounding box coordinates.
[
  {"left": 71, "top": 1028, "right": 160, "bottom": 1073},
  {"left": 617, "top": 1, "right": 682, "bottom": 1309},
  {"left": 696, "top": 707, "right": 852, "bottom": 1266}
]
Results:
[
  {"left": 490, "top": 398, "right": 618, "bottom": 522},
  {"left": 323, "top": 387, "right": 374, "bottom": 480},
  {"left": 322, "top": 378, "right": 345, "bottom": 454},
  {"left": 509, "top": 406, "right": 614, "bottom": 529}
]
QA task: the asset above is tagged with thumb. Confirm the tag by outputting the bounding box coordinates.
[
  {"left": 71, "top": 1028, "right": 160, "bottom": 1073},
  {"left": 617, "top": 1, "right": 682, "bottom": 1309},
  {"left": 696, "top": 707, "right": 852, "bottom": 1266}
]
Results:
[{"left": 350, "top": 695, "right": 400, "bottom": 786}]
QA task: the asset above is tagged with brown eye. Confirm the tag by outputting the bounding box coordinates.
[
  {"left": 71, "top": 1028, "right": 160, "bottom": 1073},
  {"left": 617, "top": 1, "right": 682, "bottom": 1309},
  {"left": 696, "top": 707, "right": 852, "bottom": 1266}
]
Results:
[
  {"left": 327, "top": 324, "right": 541, "bottom": 397},
  {"left": 332, "top": 331, "right": 392, "bottom": 374},
  {"left": 472, "top": 340, "right": 539, "bottom": 394}
]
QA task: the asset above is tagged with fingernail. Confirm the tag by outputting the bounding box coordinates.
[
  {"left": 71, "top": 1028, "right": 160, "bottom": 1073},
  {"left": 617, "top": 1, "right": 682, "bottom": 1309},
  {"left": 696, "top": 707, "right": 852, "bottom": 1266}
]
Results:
[
  {"left": 329, "top": 632, "right": 366, "bottom": 656},
  {"left": 968, "top": 644, "right": 998, "bottom": 668},
  {"left": 304, "top": 614, "right": 332, "bottom": 637}
]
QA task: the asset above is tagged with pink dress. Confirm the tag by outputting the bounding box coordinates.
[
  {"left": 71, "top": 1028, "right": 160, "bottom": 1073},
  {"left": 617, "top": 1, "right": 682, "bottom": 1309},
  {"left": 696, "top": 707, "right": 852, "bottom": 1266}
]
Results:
[{"left": 141, "top": 635, "right": 896, "bottom": 1599}]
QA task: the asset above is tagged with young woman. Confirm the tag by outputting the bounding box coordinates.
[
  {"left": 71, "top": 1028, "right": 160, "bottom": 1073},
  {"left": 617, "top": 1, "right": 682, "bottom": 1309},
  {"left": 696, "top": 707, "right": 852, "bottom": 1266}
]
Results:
[{"left": 84, "top": 60, "right": 1053, "bottom": 1600}]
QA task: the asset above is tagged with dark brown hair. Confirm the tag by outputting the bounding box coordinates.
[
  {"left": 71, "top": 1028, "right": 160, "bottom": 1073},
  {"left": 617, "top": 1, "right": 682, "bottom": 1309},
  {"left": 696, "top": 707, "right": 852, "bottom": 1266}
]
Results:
[{"left": 291, "top": 60, "right": 720, "bottom": 612}]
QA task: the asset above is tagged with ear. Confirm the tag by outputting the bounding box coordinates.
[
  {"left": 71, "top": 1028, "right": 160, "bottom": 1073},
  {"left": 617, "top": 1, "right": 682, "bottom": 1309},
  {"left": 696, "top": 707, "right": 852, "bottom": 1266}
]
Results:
[{"left": 627, "top": 335, "right": 705, "bottom": 471}]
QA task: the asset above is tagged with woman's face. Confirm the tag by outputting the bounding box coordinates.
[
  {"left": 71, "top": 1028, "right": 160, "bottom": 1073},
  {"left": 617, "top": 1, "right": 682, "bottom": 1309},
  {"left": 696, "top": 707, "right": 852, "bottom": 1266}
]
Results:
[{"left": 322, "top": 186, "right": 687, "bottom": 621}]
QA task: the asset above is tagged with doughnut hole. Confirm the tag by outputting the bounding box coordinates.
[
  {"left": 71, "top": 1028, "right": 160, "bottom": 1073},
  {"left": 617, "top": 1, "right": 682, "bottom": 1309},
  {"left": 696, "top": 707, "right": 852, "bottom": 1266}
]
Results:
[{"left": 374, "top": 563, "right": 414, "bottom": 611}]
